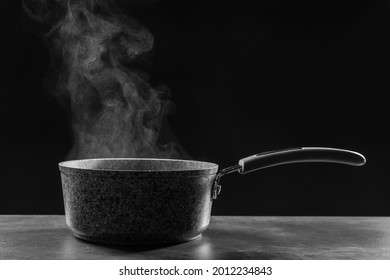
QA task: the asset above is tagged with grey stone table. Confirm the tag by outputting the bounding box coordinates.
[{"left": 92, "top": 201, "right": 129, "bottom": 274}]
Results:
[{"left": 1, "top": 215, "right": 390, "bottom": 259}]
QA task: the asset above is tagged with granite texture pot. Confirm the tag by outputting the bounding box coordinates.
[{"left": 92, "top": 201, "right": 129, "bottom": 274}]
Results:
[
  {"left": 59, "top": 159, "right": 217, "bottom": 245},
  {"left": 59, "top": 147, "right": 366, "bottom": 245}
]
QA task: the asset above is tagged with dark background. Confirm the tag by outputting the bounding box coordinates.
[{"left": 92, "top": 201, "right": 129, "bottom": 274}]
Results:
[{"left": 0, "top": 0, "right": 388, "bottom": 215}]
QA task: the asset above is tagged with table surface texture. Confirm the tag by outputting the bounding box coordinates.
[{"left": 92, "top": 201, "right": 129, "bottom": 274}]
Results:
[{"left": 1, "top": 215, "right": 390, "bottom": 259}]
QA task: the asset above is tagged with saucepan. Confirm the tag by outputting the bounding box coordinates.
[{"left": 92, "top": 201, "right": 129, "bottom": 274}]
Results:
[{"left": 58, "top": 147, "right": 366, "bottom": 245}]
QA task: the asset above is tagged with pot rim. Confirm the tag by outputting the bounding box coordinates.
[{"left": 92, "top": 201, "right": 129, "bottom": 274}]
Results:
[{"left": 58, "top": 158, "right": 219, "bottom": 176}]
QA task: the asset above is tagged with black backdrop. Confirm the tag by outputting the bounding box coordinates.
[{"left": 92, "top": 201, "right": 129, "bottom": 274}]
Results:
[{"left": 0, "top": 0, "right": 388, "bottom": 215}]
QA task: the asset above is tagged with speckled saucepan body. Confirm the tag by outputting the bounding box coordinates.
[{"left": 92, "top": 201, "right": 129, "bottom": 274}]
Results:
[
  {"left": 59, "top": 147, "right": 366, "bottom": 245},
  {"left": 59, "top": 158, "right": 218, "bottom": 245}
]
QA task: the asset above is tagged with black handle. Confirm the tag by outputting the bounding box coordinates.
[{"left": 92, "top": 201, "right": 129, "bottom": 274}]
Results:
[{"left": 238, "top": 147, "right": 366, "bottom": 174}]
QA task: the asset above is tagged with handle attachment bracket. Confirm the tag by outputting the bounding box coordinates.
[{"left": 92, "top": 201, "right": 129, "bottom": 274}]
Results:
[{"left": 212, "top": 164, "right": 241, "bottom": 200}]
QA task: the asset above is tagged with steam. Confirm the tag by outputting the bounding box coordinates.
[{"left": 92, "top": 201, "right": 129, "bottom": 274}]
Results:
[{"left": 23, "top": 0, "right": 187, "bottom": 159}]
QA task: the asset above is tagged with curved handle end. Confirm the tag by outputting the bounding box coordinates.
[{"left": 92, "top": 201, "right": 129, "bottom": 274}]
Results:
[{"left": 239, "top": 147, "right": 366, "bottom": 174}]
